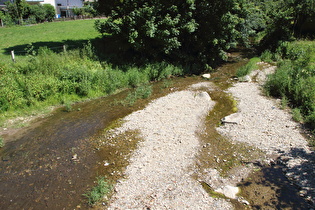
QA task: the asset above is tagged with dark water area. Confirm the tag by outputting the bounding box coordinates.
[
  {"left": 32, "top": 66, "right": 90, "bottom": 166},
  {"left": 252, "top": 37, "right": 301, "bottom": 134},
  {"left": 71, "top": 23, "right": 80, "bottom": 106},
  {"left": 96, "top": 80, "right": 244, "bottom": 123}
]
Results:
[
  {"left": 239, "top": 164, "right": 311, "bottom": 210},
  {"left": 0, "top": 77, "right": 201, "bottom": 209},
  {"left": 0, "top": 91, "right": 136, "bottom": 209}
]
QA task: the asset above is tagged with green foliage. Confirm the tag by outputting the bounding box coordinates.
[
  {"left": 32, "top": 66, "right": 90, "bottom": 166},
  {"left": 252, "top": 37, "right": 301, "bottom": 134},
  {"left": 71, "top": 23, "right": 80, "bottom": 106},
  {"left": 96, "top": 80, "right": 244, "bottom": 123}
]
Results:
[
  {"left": 264, "top": 41, "right": 315, "bottom": 130},
  {"left": 3, "top": 0, "right": 55, "bottom": 25},
  {"left": 64, "top": 102, "right": 72, "bottom": 112},
  {"left": 260, "top": 50, "right": 273, "bottom": 63},
  {"left": 258, "top": 0, "right": 315, "bottom": 50},
  {"left": 0, "top": 44, "right": 184, "bottom": 122},
  {"left": 83, "top": 176, "right": 112, "bottom": 206},
  {"left": 95, "top": 0, "right": 257, "bottom": 70},
  {"left": 123, "top": 85, "right": 153, "bottom": 106},
  {"left": 43, "top": 4, "right": 56, "bottom": 22},
  {"left": 236, "top": 57, "right": 261, "bottom": 77},
  {"left": 292, "top": 108, "right": 303, "bottom": 122},
  {"left": 73, "top": 5, "right": 97, "bottom": 18},
  {"left": 0, "top": 137, "right": 4, "bottom": 148}
]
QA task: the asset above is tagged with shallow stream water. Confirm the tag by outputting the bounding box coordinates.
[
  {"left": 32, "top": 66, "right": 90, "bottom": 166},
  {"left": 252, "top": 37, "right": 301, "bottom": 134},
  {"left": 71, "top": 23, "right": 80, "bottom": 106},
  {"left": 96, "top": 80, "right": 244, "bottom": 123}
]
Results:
[{"left": 0, "top": 52, "right": 310, "bottom": 209}]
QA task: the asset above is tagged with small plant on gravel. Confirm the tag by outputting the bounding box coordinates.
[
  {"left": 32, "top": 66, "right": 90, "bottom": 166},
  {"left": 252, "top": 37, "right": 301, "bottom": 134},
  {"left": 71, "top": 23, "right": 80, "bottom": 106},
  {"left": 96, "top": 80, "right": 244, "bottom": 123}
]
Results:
[
  {"left": 0, "top": 137, "right": 4, "bottom": 148},
  {"left": 292, "top": 108, "right": 303, "bottom": 123},
  {"left": 83, "top": 176, "right": 112, "bottom": 206},
  {"left": 280, "top": 96, "right": 289, "bottom": 110}
]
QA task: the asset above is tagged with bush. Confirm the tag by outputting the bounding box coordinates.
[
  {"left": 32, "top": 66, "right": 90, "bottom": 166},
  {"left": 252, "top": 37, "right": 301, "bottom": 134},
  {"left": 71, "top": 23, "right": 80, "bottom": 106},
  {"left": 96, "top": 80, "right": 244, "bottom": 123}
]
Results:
[
  {"left": 95, "top": 1, "right": 256, "bottom": 68},
  {"left": 264, "top": 41, "right": 315, "bottom": 130},
  {"left": 43, "top": 4, "right": 56, "bottom": 22}
]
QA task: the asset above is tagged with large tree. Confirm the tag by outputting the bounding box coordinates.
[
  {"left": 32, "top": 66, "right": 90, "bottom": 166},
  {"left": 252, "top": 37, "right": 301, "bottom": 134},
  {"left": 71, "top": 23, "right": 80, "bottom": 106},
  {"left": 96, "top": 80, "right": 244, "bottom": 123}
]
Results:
[
  {"left": 259, "top": 0, "right": 315, "bottom": 50},
  {"left": 95, "top": 0, "right": 256, "bottom": 70}
]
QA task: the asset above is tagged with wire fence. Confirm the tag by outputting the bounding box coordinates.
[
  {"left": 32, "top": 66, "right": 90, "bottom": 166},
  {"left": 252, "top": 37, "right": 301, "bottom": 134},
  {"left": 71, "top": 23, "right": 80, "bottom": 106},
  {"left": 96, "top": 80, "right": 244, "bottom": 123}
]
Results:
[{"left": 9, "top": 44, "right": 78, "bottom": 62}]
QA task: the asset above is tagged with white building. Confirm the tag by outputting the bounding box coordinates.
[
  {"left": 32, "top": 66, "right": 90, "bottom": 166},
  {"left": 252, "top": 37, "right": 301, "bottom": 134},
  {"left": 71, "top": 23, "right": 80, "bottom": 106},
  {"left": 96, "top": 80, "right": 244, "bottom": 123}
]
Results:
[
  {"left": 37, "top": 0, "right": 84, "bottom": 18},
  {"left": 1, "top": 0, "right": 89, "bottom": 18}
]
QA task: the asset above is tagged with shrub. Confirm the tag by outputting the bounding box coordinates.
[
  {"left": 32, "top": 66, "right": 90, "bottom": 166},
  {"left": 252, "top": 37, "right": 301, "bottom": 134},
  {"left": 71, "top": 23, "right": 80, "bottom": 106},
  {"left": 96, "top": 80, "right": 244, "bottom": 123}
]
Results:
[
  {"left": 264, "top": 61, "right": 292, "bottom": 98},
  {"left": 264, "top": 41, "right": 315, "bottom": 130},
  {"left": 306, "top": 112, "right": 315, "bottom": 129}
]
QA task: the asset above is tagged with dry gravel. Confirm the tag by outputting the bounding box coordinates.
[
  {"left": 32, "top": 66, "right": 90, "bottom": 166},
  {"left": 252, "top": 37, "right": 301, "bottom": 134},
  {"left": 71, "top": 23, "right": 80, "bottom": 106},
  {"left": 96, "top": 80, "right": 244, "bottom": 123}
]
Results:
[
  {"left": 108, "top": 87, "right": 233, "bottom": 209},
  {"left": 105, "top": 65, "right": 315, "bottom": 209},
  {"left": 218, "top": 67, "right": 315, "bottom": 205}
]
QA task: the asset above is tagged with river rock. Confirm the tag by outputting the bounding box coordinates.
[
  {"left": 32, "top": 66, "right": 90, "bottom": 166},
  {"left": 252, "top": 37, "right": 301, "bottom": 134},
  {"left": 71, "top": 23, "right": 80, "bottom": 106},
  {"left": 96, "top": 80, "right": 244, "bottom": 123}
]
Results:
[
  {"left": 197, "top": 91, "right": 211, "bottom": 101},
  {"left": 221, "top": 113, "right": 242, "bottom": 124},
  {"left": 216, "top": 185, "right": 239, "bottom": 199},
  {"left": 202, "top": 73, "right": 211, "bottom": 79},
  {"left": 240, "top": 75, "right": 251, "bottom": 82}
]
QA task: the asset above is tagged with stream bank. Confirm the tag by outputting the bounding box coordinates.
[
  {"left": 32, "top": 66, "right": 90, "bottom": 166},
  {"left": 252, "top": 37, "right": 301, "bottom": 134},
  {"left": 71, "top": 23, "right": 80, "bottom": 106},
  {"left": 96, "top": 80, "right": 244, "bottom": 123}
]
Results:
[
  {"left": 0, "top": 52, "right": 313, "bottom": 209},
  {"left": 102, "top": 54, "right": 314, "bottom": 209}
]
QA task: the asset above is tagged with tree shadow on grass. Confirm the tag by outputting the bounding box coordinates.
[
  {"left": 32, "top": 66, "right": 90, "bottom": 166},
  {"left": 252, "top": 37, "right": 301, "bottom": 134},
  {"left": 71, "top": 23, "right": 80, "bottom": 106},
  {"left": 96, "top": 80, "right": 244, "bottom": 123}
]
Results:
[
  {"left": 238, "top": 148, "right": 315, "bottom": 209},
  {"left": 3, "top": 39, "right": 95, "bottom": 56}
]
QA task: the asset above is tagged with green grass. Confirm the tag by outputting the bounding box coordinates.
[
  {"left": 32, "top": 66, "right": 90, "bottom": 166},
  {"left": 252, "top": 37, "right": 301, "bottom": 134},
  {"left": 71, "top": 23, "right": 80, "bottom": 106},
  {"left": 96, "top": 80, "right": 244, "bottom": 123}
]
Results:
[
  {"left": 236, "top": 57, "right": 261, "bottom": 78},
  {"left": 0, "top": 19, "right": 100, "bottom": 61},
  {"left": 83, "top": 176, "right": 112, "bottom": 206},
  {"left": 0, "top": 45, "right": 184, "bottom": 127},
  {"left": 264, "top": 40, "right": 315, "bottom": 130},
  {"left": 0, "top": 137, "right": 4, "bottom": 148},
  {"left": 121, "top": 85, "right": 153, "bottom": 106}
]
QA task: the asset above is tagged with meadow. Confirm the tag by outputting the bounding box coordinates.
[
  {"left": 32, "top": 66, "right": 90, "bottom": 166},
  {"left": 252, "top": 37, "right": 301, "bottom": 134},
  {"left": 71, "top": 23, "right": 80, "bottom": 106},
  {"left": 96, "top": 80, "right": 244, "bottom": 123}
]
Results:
[
  {"left": 0, "top": 20, "right": 184, "bottom": 126},
  {"left": 0, "top": 19, "right": 100, "bottom": 62}
]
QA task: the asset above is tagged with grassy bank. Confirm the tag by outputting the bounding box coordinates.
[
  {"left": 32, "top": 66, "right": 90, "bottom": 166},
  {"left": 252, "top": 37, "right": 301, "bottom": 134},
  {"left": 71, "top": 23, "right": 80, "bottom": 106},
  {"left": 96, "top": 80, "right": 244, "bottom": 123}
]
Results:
[
  {"left": 263, "top": 41, "right": 315, "bottom": 130},
  {"left": 0, "top": 20, "right": 185, "bottom": 126},
  {"left": 0, "top": 45, "right": 184, "bottom": 126}
]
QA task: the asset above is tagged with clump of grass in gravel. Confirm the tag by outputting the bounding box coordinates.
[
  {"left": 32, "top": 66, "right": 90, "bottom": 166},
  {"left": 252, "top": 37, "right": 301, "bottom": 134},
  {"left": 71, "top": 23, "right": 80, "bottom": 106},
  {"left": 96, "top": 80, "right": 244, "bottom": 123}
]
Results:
[
  {"left": 291, "top": 108, "right": 303, "bottom": 123},
  {"left": 122, "top": 85, "right": 153, "bottom": 106},
  {"left": 83, "top": 176, "right": 112, "bottom": 206},
  {"left": 236, "top": 57, "right": 261, "bottom": 78},
  {"left": 0, "top": 137, "right": 4, "bottom": 148}
]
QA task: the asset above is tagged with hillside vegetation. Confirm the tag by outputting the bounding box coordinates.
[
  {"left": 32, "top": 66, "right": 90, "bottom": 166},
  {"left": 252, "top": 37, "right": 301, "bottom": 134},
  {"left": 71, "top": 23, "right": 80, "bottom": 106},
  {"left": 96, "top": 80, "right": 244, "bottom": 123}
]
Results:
[{"left": 263, "top": 41, "right": 315, "bottom": 129}]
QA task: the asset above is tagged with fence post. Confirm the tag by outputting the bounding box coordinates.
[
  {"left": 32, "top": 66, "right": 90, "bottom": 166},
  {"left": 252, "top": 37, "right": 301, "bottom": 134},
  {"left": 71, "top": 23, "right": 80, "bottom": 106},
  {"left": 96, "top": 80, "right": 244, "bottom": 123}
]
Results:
[
  {"left": 63, "top": 45, "right": 67, "bottom": 53},
  {"left": 0, "top": 19, "right": 3, "bottom": 27},
  {"left": 11, "top": 50, "right": 15, "bottom": 62}
]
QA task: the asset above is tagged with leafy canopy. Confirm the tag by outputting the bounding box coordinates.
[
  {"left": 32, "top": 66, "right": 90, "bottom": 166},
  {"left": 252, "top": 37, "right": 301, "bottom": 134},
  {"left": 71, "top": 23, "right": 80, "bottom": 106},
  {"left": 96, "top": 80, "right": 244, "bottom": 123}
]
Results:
[{"left": 95, "top": 0, "right": 257, "bottom": 70}]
